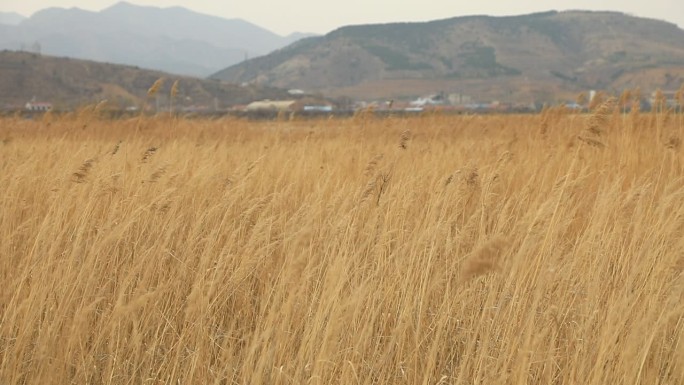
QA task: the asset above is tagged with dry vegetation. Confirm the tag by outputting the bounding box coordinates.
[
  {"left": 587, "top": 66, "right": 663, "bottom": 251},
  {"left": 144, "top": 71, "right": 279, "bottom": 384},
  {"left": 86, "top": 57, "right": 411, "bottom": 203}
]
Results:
[{"left": 0, "top": 104, "right": 683, "bottom": 384}]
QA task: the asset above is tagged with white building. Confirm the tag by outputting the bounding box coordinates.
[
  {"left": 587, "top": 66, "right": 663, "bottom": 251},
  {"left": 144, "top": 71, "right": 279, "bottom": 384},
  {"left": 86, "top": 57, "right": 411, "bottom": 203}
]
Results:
[
  {"left": 25, "top": 101, "right": 53, "bottom": 111},
  {"left": 245, "top": 100, "right": 296, "bottom": 112}
]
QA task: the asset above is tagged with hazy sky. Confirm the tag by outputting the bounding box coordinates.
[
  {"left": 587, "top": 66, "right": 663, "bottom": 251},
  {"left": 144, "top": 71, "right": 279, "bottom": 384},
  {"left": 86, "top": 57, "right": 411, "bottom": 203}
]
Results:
[{"left": 3, "top": 0, "right": 684, "bottom": 36}]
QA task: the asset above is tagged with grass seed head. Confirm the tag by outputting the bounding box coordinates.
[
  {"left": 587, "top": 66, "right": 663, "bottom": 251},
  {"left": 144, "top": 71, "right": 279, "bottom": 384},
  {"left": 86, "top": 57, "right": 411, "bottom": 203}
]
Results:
[
  {"left": 141, "top": 146, "right": 158, "bottom": 163},
  {"left": 399, "top": 129, "right": 412, "bottom": 150},
  {"left": 461, "top": 235, "right": 509, "bottom": 281},
  {"left": 170, "top": 80, "right": 180, "bottom": 99},
  {"left": 147, "top": 77, "right": 165, "bottom": 97},
  {"left": 72, "top": 158, "right": 95, "bottom": 183}
]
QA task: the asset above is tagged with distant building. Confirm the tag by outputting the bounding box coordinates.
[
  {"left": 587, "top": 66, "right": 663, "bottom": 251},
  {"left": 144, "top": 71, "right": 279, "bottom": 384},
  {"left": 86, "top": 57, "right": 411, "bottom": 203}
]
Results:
[
  {"left": 303, "top": 105, "right": 333, "bottom": 112},
  {"left": 650, "top": 91, "right": 680, "bottom": 108},
  {"left": 410, "top": 95, "right": 445, "bottom": 107},
  {"left": 589, "top": 90, "right": 597, "bottom": 103},
  {"left": 25, "top": 101, "right": 53, "bottom": 111},
  {"left": 447, "top": 93, "right": 473, "bottom": 105},
  {"left": 245, "top": 100, "right": 297, "bottom": 112}
]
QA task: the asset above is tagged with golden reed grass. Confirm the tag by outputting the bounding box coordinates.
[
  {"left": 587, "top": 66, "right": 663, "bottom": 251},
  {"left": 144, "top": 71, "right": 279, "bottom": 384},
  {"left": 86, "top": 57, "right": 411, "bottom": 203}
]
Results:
[{"left": 0, "top": 107, "right": 683, "bottom": 385}]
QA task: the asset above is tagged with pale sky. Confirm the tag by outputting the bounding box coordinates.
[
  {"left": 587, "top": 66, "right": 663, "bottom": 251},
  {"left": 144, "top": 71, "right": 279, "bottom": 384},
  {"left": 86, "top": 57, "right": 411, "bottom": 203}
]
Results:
[{"left": 2, "top": 0, "right": 683, "bottom": 36}]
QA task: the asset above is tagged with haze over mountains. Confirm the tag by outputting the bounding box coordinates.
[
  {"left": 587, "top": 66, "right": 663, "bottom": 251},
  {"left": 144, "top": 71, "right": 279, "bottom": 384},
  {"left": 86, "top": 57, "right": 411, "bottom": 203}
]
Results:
[
  {"left": 0, "top": 12, "right": 26, "bottom": 25},
  {"left": 212, "top": 11, "right": 684, "bottom": 102},
  {"left": 0, "top": 2, "right": 314, "bottom": 77}
]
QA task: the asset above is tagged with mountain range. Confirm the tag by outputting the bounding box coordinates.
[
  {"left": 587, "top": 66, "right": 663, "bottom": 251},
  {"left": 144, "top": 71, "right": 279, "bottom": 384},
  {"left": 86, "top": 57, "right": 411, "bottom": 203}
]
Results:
[
  {"left": 211, "top": 11, "right": 684, "bottom": 102},
  {"left": 3, "top": 6, "right": 684, "bottom": 105},
  {"left": 0, "top": 2, "right": 314, "bottom": 77}
]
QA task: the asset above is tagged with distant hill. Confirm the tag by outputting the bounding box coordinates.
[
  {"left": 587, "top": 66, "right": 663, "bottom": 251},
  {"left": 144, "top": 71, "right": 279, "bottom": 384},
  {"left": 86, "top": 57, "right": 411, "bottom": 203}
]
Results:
[
  {"left": 0, "top": 50, "right": 289, "bottom": 110},
  {"left": 0, "top": 12, "right": 25, "bottom": 25},
  {"left": 211, "top": 11, "right": 684, "bottom": 102},
  {"left": 0, "top": 2, "right": 315, "bottom": 77}
]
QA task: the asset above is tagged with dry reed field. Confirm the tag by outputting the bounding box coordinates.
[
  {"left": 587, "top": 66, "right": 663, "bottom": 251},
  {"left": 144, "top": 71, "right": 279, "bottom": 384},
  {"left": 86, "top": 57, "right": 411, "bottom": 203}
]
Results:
[{"left": 1, "top": 104, "right": 683, "bottom": 384}]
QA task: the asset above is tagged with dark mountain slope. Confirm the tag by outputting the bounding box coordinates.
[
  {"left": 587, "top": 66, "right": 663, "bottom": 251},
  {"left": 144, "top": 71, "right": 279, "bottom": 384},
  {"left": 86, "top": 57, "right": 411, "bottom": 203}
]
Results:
[
  {"left": 0, "top": 51, "right": 288, "bottom": 110},
  {"left": 212, "top": 11, "right": 684, "bottom": 101}
]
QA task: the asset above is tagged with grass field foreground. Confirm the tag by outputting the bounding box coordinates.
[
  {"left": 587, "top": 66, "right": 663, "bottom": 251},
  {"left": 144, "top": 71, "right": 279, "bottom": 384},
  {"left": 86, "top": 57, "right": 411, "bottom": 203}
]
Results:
[{"left": 0, "top": 105, "right": 683, "bottom": 384}]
